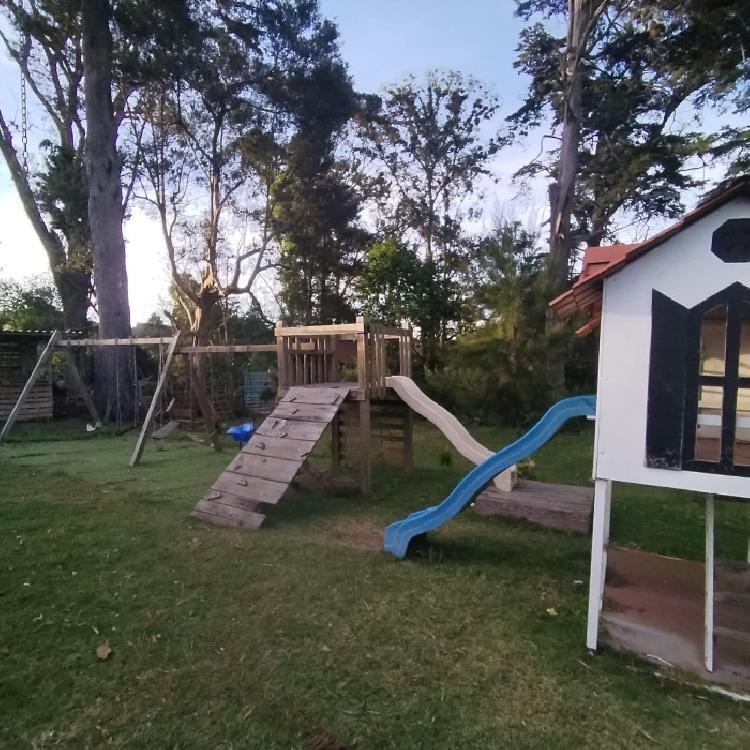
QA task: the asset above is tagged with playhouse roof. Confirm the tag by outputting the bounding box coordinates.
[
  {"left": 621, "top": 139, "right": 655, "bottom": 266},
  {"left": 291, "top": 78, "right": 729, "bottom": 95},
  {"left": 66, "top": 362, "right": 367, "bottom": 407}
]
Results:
[{"left": 550, "top": 177, "right": 750, "bottom": 332}]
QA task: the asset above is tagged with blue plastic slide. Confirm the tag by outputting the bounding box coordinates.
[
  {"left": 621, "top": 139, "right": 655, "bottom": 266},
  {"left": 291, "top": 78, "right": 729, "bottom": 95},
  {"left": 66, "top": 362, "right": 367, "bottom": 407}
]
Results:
[{"left": 383, "top": 395, "right": 596, "bottom": 558}]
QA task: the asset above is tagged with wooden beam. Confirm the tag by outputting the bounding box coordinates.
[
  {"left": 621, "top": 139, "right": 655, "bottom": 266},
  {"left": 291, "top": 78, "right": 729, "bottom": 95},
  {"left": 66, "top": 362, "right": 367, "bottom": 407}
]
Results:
[
  {"left": 60, "top": 348, "right": 101, "bottom": 427},
  {"left": 275, "top": 321, "right": 366, "bottom": 337},
  {"left": 0, "top": 330, "right": 59, "bottom": 444},
  {"left": 176, "top": 344, "right": 276, "bottom": 354},
  {"left": 705, "top": 493, "right": 715, "bottom": 672},
  {"left": 129, "top": 334, "right": 180, "bottom": 466},
  {"left": 359, "top": 399, "right": 371, "bottom": 497},
  {"left": 57, "top": 337, "right": 179, "bottom": 347},
  {"left": 586, "top": 479, "right": 611, "bottom": 650}
]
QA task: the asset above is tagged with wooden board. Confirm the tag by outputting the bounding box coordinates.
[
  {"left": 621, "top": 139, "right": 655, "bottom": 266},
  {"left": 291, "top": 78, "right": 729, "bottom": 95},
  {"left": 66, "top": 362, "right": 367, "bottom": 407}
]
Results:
[
  {"left": 152, "top": 420, "right": 179, "bottom": 439},
  {"left": 192, "top": 384, "right": 351, "bottom": 529},
  {"left": 271, "top": 402, "right": 341, "bottom": 423},
  {"left": 225, "top": 452, "right": 302, "bottom": 483},
  {"left": 474, "top": 480, "right": 593, "bottom": 534},
  {"left": 255, "top": 418, "right": 329, "bottom": 442},
  {"left": 212, "top": 472, "right": 289, "bottom": 505},
  {"left": 242, "top": 433, "right": 315, "bottom": 462},
  {"left": 192, "top": 498, "right": 265, "bottom": 529},
  {"left": 280, "top": 387, "right": 347, "bottom": 406},
  {"left": 129, "top": 334, "right": 180, "bottom": 466}
]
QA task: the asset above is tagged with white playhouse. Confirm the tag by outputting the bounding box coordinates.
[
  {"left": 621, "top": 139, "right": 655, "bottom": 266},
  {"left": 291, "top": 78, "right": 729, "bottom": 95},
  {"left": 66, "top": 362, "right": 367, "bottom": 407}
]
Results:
[{"left": 553, "top": 177, "right": 750, "bottom": 687}]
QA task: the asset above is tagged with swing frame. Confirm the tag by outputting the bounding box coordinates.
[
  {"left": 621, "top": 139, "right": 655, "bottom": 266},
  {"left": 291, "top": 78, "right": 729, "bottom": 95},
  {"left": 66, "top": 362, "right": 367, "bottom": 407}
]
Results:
[{"left": 0, "top": 332, "right": 278, "bottom": 464}]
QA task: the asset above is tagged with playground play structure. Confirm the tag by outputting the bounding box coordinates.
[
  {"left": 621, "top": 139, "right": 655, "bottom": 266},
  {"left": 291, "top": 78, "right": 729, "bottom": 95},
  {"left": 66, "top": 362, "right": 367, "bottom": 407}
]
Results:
[
  {"left": 191, "top": 318, "right": 593, "bottom": 531},
  {"left": 1, "top": 317, "right": 594, "bottom": 535}
]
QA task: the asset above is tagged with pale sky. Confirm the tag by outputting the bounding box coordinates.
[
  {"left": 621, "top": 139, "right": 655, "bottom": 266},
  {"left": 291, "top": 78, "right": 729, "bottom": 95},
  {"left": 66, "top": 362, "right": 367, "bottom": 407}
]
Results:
[{"left": 0, "top": 1, "right": 733, "bottom": 323}]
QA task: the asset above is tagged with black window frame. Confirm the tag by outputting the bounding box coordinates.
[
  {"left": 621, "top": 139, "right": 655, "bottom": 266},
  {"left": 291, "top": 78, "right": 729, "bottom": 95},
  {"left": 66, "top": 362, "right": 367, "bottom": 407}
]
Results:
[{"left": 682, "top": 282, "right": 750, "bottom": 476}]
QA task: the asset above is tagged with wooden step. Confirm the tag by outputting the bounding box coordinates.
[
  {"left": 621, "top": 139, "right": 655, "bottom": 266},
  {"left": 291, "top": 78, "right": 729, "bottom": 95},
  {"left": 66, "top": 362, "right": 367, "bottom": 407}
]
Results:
[{"left": 192, "top": 385, "right": 351, "bottom": 530}]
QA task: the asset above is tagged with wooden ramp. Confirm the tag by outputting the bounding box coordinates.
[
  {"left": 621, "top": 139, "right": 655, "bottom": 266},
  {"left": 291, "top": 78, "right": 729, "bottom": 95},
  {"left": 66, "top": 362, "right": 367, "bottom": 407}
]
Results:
[
  {"left": 191, "top": 385, "right": 351, "bottom": 529},
  {"left": 474, "top": 480, "right": 593, "bottom": 534}
]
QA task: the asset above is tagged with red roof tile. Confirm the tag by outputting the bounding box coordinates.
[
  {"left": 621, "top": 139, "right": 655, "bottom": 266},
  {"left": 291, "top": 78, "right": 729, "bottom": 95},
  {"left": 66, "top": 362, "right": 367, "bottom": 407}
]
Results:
[{"left": 550, "top": 177, "right": 750, "bottom": 329}]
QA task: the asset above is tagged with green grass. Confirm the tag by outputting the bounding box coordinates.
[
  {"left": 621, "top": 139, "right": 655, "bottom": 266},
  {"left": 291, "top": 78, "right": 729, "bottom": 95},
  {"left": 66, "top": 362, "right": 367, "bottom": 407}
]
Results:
[{"left": 1, "top": 418, "right": 748, "bottom": 748}]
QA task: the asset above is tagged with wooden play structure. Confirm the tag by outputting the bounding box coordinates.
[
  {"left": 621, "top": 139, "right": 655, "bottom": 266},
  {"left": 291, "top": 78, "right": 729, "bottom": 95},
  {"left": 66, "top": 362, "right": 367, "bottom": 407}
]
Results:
[
  {"left": 552, "top": 177, "right": 750, "bottom": 688},
  {"left": 0, "top": 331, "right": 56, "bottom": 423},
  {"left": 1, "top": 318, "right": 593, "bottom": 542},
  {"left": 192, "top": 318, "right": 415, "bottom": 528}
]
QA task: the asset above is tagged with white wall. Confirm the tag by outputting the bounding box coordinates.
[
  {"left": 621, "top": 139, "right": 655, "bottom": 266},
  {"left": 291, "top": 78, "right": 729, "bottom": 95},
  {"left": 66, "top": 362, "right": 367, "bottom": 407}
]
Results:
[{"left": 595, "top": 197, "right": 750, "bottom": 499}]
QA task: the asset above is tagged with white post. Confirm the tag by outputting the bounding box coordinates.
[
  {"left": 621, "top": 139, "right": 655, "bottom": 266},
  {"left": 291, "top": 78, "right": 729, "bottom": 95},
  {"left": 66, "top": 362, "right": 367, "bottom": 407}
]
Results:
[
  {"left": 704, "top": 493, "right": 715, "bottom": 672},
  {"left": 587, "top": 479, "right": 612, "bottom": 650}
]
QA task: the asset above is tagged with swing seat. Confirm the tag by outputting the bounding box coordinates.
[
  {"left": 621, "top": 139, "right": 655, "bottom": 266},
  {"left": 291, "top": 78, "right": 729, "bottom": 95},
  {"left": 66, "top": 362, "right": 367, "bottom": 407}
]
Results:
[{"left": 227, "top": 422, "right": 255, "bottom": 443}]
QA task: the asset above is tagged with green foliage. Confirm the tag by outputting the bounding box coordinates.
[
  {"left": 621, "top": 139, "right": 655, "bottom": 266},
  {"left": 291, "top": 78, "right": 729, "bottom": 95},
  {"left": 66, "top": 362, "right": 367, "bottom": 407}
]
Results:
[
  {"left": 0, "top": 277, "right": 64, "bottom": 331},
  {"left": 357, "top": 239, "right": 429, "bottom": 325},
  {"left": 359, "top": 71, "right": 504, "bottom": 368},
  {"left": 423, "top": 222, "right": 596, "bottom": 426},
  {"left": 511, "top": 0, "right": 750, "bottom": 248}
]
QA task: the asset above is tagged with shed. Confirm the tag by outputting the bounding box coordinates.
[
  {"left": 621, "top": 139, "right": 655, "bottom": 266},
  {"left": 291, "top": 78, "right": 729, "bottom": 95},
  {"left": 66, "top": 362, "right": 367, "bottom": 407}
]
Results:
[
  {"left": 552, "top": 177, "right": 750, "bottom": 686},
  {"left": 0, "top": 332, "right": 54, "bottom": 422}
]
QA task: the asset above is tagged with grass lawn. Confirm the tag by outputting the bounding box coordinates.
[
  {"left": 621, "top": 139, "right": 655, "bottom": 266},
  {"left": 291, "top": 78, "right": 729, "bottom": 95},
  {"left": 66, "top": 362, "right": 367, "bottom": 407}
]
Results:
[{"left": 1, "top": 418, "right": 749, "bottom": 748}]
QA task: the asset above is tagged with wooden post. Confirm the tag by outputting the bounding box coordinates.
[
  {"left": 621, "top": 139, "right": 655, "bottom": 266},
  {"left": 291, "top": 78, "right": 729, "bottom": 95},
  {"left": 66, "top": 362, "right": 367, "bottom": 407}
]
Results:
[
  {"left": 275, "top": 322, "right": 287, "bottom": 394},
  {"left": 705, "top": 493, "right": 715, "bottom": 672},
  {"left": 331, "top": 411, "right": 341, "bottom": 475},
  {"left": 586, "top": 479, "right": 612, "bottom": 650},
  {"left": 356, "top": 327, "right": 368, "bottom": 397},
  {"left": 359, "top": 398, "right": 371, "bottom": 496},
  {"left": 403, "top": 401, "right": 413, "bottom": 475},
  {"left": 61, "top": 348, "right": 101, "bottom": 427},
  {"left": 0, "top": 330, "right": 60, "bottom": 444},
  {"left": 129, "top": 334, "right": 180, "bottom": 466}
]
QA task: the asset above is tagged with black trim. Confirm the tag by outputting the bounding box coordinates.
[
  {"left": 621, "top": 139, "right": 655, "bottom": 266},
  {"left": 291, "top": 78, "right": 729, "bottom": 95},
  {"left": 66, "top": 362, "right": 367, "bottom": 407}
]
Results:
[
  {"left": 681, "top": 282, "right": 750, "bottom": 476},
  {"left": 711, "top": 219, "right": 750, "bottom": 263},
  {"left": 646, "top": 291, "right": 689, "bottom": 469}
]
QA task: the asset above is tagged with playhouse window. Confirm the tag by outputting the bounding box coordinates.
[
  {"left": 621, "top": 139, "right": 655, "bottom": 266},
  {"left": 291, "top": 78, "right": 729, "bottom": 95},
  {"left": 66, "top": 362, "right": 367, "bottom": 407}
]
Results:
[
  {"left": 646, "top": 284, "right": 750, "bottom": 474},
  {"left": 684, "top": 285, "right": 750, "bottom": 475}
]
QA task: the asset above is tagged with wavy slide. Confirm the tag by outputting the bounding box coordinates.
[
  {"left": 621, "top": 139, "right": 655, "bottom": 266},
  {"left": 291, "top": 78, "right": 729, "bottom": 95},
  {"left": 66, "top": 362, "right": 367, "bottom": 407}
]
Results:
[
  {"left": 386, "top": 376, "right": 514, "bottom": 490},
  {"left": 383, "top": 395, "right": 597, "bottom": 558}
]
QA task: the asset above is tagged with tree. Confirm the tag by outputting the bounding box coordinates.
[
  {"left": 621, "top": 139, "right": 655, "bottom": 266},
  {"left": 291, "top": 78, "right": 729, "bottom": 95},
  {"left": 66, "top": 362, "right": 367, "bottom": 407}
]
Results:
[
  {"left": 0, "top": 276, "right": 64, "bottom": 331},
  {"left": 425, "top": 222, "right": 552, "bottom": 424},
  {"left": 356, "top": 239, "right": 429, "bottom": 326},
  {"left": 81, "top": 0, "right": 133, "bottom": 419},
  {"left": 0, "top": 0, "right": 91, "bottom": 330},
  {"left": 359, "top": 70, "right": 504, "bottom": 369},
  {"left": 513, "top": 0, "right": 750, "bottom": 276},
  {"left": 511, "top": 0, "right": 750, "bottom": 393}
]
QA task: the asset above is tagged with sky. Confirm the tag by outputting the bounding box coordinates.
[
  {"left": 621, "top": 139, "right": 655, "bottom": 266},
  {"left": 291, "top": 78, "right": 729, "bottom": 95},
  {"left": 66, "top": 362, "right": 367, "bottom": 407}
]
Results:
[
  {"left": 0, "top": 1, "right": 730, "bottom": 324},
  {"left": 0, "top": 0, "right": 547, "bottom": 324}
]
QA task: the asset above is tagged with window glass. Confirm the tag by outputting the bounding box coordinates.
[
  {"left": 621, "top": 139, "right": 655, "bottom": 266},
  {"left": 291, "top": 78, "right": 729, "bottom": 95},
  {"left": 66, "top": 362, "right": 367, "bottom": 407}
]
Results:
[
  {"left": 695, "top": 384, "right": 723, "bottom": 462},
  {"left": 739, "top": 302, "right": 750, "bottom": 378},
  {"left": 699, "top": 304, "right": 727, "bottom": 377},
  {"left": 735, "top": 387, "right": 750, "bottom": 466}
]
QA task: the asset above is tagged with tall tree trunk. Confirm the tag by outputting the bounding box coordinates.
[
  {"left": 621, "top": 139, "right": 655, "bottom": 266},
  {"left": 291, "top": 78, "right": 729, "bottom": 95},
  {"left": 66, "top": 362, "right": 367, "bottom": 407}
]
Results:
[
  {"left": 190, "top": 298, "right": 217, "bottom": 435},
  {"left": 81, "top": 0, "right": 133, "bottom": 420},
  {"left": 0, "top": 110, "right": 91, "bottom": 331},
  {"left": 545, "top": 0, "right": 595, "bottom": 398}
]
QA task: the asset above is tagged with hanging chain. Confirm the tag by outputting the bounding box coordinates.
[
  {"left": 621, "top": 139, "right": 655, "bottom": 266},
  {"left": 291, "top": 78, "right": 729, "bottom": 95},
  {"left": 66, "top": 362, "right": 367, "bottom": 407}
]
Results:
[{"left": 20, "top": 73, "right": 28, "bottom": 174}]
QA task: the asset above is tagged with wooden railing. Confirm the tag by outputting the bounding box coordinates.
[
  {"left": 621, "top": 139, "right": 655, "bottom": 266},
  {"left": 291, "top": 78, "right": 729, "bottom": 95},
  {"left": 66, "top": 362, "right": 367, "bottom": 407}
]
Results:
[{"left": 275, "top": 317, "right": 412, "bottom": 398}]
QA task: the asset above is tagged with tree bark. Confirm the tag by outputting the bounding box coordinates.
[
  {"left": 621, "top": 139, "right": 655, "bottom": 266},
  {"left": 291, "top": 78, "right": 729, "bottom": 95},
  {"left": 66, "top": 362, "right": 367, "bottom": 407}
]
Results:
[
  {"left": 81, "top": 0, "right": 133, "bottom": 420},
  {"left": 0, "top": 109, "right": 91, "bottom": 331},
  {"left": 545, "top": 0, "right": 595, "bottom": 398}
]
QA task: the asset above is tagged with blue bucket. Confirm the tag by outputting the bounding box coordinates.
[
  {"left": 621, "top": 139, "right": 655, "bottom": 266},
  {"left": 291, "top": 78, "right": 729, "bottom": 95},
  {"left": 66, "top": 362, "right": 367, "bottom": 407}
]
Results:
[{"left": 226, "top": 422, "right": 255, "bottom": 443}]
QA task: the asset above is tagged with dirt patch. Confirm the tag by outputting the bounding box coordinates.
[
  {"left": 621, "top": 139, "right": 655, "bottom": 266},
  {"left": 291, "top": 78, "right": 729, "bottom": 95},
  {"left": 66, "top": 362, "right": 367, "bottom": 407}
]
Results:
[{"left": 330, "top": 517, "right": 384, "bottom": 551}]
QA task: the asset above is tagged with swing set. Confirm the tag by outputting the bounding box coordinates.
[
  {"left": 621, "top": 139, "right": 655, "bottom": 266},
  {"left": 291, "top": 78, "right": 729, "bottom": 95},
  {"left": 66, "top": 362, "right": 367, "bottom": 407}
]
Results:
[{"left": 0, "top": 332, "right": 277, "bottom": 466}]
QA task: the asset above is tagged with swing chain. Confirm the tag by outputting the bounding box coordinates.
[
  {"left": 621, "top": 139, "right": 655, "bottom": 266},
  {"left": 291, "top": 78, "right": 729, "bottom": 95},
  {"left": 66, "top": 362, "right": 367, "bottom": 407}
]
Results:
[{"left": 20, "top": 72, "right": 28, "bottom": 174}]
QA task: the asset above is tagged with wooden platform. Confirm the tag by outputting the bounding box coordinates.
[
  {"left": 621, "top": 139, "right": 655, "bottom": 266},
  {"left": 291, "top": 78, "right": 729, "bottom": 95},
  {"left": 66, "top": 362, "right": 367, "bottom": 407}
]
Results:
[
  {"left": 473, "top": 479, "right": 593, "bottom": 533},
  {"left": 191, "top": 385, "right": 350, "bottom": 529}
]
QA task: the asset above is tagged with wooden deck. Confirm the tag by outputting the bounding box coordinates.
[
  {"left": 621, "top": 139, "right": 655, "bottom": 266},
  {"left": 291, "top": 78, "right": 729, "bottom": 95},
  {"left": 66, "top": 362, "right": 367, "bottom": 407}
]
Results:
[
  {"left": 473, "top": 479, "right": 593, "bottom": 533},
  {"left": 191, "top": 385, "right": 351, "bottom": 529}
]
